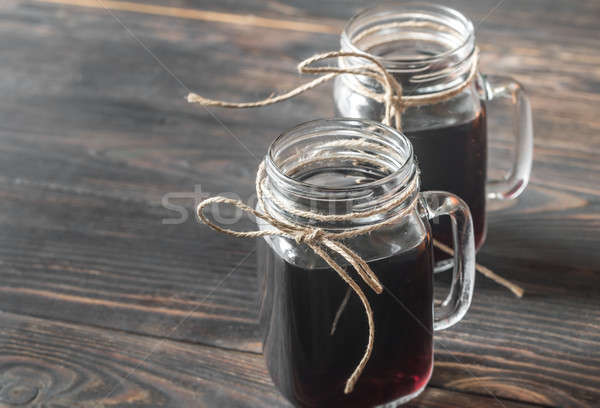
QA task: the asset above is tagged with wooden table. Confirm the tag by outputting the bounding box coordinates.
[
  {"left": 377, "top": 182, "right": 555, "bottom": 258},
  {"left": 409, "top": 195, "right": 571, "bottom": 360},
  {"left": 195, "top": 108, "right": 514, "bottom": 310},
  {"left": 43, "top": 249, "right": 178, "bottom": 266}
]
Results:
[{"left": 1, "top": 0, "right": 598, "bottom": 407}]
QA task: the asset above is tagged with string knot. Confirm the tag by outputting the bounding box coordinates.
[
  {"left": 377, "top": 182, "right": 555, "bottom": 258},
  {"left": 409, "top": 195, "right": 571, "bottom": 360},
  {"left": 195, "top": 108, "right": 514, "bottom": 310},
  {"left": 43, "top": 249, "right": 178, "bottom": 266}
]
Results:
[{"left": 294, "top": 227, "right": 326, "bottom": 244}]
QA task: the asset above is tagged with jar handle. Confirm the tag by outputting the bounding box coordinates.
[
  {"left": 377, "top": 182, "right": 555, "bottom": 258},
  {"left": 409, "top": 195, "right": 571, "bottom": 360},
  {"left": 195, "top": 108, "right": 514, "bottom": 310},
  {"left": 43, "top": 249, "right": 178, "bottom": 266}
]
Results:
[
  {"left": 481, "top": 74, "right": 534, "bottom": 200},
  {"left": 421, "top": 191, "right": 476, "bottom": 330}
]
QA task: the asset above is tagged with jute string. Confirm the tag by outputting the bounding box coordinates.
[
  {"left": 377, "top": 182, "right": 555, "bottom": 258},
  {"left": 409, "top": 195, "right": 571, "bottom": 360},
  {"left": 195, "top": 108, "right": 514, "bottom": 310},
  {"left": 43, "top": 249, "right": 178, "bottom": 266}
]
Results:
[
  {"left": 197, "top": 160, "right": 421, "bottom": 394},
  {"left": 188, "top": 50, "right": 478, "bottom": 131},
  {"left": 187, "top": 49, "right": 523, "bottom": 296}
]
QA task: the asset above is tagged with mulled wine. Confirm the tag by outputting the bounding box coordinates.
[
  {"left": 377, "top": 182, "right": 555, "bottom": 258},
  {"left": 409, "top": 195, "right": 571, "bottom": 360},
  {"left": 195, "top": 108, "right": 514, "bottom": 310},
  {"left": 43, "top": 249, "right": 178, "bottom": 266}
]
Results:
[
  {"left": 258, "top": 237, "right": 434, "bottom": 407},
  {"left": 407, "top": 111, "right": 487, "bottom": 256}
]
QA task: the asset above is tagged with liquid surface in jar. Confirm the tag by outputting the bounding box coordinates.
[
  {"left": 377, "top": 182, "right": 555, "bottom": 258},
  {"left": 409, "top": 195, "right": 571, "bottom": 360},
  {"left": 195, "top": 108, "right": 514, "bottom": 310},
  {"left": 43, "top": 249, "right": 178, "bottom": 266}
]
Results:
[
  {"left": 258, "top": 236, "right": 434, "bottom": 407},
  {"left": 407, "top": 110, "right": 487, "bottom": 253},
  {"left": 288, "top": 155, "right": 394, "bottom": 189},
  {"left": 365, "top": 39, "right": 450, "bottom": 62}
]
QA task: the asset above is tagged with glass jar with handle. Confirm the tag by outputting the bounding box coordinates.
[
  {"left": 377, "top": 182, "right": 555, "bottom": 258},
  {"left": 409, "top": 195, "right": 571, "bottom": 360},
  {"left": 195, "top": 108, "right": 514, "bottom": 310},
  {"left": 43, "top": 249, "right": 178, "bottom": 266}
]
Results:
[
  {"left": 334, "top": 3, "right": 533, "bottom": 266},
  {"left": 256, "top": 119, "right": 476, "bottom": 407}
]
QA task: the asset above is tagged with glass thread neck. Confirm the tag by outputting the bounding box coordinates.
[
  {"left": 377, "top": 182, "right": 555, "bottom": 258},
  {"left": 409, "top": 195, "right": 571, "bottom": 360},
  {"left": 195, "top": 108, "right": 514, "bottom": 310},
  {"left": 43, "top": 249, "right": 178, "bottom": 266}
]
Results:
[
  {"left": 264, "top": 119, "right": 420, "bottom": 228},
  {"left": 340, "top": 3, "right": 476, "bottom": 95}
]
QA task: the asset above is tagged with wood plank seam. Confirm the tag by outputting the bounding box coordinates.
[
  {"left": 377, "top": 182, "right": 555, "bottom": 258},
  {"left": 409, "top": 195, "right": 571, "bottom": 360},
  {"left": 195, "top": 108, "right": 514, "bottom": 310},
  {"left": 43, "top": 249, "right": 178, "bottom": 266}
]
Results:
[
  {"left": 0, "top": 304, "right": 263, "bottom": 354},
  {"left": 31, "top": 0, "right": 342, "bottom": 34}
]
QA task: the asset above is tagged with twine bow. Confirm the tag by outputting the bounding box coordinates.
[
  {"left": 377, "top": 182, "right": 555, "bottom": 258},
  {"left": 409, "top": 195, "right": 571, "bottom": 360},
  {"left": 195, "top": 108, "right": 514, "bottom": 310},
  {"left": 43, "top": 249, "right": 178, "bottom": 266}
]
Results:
[{"left": 197, "top": 161, "right": 421, "bottom": 394}]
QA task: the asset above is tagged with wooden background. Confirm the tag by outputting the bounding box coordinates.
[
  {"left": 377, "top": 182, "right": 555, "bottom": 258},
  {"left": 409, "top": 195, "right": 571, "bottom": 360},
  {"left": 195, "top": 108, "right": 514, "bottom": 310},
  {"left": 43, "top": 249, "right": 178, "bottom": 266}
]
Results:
[{"left": 0, "top": 0, "right": 599, "bottom": 407}]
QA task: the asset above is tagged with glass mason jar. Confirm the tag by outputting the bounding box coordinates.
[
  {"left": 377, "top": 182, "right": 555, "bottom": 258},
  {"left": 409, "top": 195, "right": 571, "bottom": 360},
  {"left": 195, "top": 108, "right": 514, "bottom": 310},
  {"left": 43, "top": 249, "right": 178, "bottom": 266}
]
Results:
[
  {"left": 334, "top": 3, "right": 533, "bottom": 263},
  {"left": 256, "top": 119, "right": 476, "bottom": 407}
]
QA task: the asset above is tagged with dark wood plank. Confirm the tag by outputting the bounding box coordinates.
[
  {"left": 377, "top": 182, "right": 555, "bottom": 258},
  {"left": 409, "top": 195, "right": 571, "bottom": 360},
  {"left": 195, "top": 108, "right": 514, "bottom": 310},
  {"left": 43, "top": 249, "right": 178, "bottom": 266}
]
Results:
[
  {"left": 0, "top": 311, "right": 544, "bottom": 408},
  {"left": 0, "top": 0, "right": 599, "bottom": 407},
  {"left": 0, "top": 310, "right": 286, "bottom": 407},
  {"left": 407, "top": 388, "right": 540, "bottom": 408}
]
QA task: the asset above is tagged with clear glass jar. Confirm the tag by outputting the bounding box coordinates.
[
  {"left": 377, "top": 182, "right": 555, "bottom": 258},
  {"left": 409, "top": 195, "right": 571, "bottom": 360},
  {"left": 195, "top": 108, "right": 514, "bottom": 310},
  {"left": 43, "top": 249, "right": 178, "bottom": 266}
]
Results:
[
  {"left": 256, "top": 119, "right": 475, "bottom": 407},
  {"left": 334, "top": 3, "right": 533, "bottom": 262}
]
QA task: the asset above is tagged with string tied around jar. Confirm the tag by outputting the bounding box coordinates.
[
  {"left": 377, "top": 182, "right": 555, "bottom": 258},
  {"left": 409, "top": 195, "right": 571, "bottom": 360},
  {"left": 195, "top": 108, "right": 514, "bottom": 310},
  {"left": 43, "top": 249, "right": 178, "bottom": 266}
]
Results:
[
  {"left": 187, "top": 49, "right": 479, "bottom": 132},
  {"left": 188, "top": 51, "right": 410, "bottom": 129},
  {"left": 294, "top": 227, "right": 326, "bottom": 245},
  {"left": 197, "top": 158, "right": 424, "bottom": 394}
]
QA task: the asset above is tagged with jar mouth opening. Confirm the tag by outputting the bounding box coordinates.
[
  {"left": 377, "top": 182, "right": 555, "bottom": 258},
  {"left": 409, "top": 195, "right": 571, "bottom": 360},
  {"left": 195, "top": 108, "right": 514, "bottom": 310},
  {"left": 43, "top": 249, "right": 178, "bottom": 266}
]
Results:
[
  {"left": 266, "top": 118, "right": 414, "bottom": 195},
  {"left": 341, "top": 2, "right": 474, "bottom": 69}
]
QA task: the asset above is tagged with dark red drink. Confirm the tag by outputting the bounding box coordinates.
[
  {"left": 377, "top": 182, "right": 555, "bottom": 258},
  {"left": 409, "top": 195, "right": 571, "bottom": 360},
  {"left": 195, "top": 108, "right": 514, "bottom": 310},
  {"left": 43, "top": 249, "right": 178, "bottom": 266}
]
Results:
[
  {"left": 257, "top": 237, "right": 434, "bottom": 407},
  {"left": 407, "top": 110, "right": 487, "bottom": 257}
]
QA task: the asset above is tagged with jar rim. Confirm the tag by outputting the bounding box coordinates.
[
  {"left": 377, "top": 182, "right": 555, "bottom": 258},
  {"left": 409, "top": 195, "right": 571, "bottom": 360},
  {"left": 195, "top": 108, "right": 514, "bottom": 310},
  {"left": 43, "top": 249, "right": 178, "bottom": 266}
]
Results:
[
  {"left": 266, "top": 118, "right": 414, "bottom": 194},
  {"left": 341, "top": 2, "right": 475, "bottom": 69}
]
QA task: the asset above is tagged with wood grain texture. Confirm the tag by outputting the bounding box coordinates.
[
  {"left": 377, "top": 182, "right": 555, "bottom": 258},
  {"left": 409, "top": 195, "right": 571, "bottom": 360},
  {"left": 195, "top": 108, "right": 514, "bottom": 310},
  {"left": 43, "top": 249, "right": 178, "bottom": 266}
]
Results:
[
  {"left": 0, "top": 0, "right": 599, "bottom": 407},
  {"left": 0, "top": 311, "right": 286, "bottom": 407},
  {"left": 0, "top": 311, "right": 544, "bottom": 408}
]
